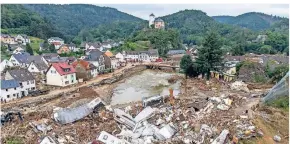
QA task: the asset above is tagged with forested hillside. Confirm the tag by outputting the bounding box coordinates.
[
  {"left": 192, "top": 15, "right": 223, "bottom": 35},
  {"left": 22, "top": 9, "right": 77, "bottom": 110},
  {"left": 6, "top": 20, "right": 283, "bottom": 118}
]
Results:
[
  {"left": 213, "top": 12, "right": 288, "bottom": 31},
  {"left": 24, "top": 4, "right": 144, "bottom": 40},
  {"left": 1, "top": 4, "right": 63, "bottom": 39}
]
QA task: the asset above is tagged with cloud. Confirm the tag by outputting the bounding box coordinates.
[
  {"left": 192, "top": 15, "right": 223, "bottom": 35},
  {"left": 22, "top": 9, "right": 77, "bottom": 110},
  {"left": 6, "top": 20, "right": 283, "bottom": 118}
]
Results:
[{"left": 97, "top": 4, "right": 289, "bottom": 19}]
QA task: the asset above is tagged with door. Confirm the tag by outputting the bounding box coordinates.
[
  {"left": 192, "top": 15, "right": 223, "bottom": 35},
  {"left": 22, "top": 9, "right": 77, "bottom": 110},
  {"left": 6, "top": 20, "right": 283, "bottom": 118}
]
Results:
[{"left": 21, "top": 91, "right": 25, "bottom": 97}]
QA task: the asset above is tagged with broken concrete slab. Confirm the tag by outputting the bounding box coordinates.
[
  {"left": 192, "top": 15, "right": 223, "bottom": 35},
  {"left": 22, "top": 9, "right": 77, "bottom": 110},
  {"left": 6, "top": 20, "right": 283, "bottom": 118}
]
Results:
[
  {"left": 53, "top": 98, "right": 105, "bottom": 124},
  {"left": 134, "top": 106, "right": 155, "bottom": 123},
  {"left": 158, "top": 123, "right": 177, "bottom": 139},
  {"left": 40, "top": 136, "right": 57, "bottom": 144},
  {"left": 212, "top": 129, "right": 229, "bottom": 144},
  {"left": 98, "top": 131, "right": 130, "bottom": 144},
  {"left": 114, "top": 109, "right": 136, "bottom": 129}
]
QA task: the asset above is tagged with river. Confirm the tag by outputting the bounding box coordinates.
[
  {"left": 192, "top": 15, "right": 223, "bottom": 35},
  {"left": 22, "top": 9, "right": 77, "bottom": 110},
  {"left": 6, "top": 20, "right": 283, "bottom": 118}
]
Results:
[{"left": 110, "top": 70, "right": 181, "bottom": 105}]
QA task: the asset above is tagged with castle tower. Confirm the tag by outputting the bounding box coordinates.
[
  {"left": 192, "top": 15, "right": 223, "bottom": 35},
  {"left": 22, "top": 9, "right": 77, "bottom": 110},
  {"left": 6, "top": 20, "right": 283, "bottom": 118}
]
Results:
[{"left": 149, "top": 13, "right": 155, "bottom": 27}]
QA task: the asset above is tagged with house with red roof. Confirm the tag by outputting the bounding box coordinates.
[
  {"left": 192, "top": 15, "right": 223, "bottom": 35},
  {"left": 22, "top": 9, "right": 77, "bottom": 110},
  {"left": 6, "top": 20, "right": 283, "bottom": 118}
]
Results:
[
  {"left": 72, "top": 60, "right": 98, "bottom": 80},
  {"left": 45, "top": 62, "right": 77, "bottom": 87}
]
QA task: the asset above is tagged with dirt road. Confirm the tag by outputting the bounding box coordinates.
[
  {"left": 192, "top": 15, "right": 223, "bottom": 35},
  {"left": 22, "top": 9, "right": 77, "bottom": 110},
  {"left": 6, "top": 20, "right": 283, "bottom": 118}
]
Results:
[{"left": 1, "top": 64, "right": 135, "bottom": 109}]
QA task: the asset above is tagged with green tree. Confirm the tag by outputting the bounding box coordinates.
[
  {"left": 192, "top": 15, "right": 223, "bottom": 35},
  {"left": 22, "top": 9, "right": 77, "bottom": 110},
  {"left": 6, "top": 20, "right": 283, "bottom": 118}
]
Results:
[
  {"left": 180, "top": 55, "right": 193, "bottom": 77},
  {"left": 232, "top": 44, "right": 245, "bottom": 56},
  {"left": 26, "top": 44, "right": 34, "bottom": 55},
  {"left": 259, "top": 45, "right": 272, "bottom": 54},
  {"left": 195, "top": 31, "right": 223, "bottom": 79},
  {"left": 1, "top": 45, "right": 8, "bottom": 52},
  {"left": 49, "top": 44, "right": 56, "bottom": 53}
]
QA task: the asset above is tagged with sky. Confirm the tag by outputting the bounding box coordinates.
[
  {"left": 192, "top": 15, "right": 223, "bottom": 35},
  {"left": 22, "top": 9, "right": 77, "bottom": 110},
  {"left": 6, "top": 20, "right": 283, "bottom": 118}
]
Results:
[{"left": 97, "top": 4, "right": 289, "bottom": 20}]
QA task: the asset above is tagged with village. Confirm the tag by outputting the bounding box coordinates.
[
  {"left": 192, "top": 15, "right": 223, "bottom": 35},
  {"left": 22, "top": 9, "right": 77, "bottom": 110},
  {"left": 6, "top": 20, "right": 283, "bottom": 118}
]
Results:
[{"left": 0, "top": 12, "right": 289, "bottom": 144}]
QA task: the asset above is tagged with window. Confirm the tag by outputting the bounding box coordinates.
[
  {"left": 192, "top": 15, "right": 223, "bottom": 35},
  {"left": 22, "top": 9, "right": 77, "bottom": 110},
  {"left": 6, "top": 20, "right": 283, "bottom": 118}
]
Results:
[
  {"left": 13, "top": 94, "right": 15, "bottom": 97},
  {"left": 65, "top": 81, "right": 69, "bottom": 85},
  {"left": 31, "top": 81, "right": 34, "bottom": 84},
  {"left": 6, "top": 89, "right": 8, "bottom": 92},
  {"left": 27, "top": 81, "right": 29, "bottom": 85},
  {"left": 14, "top": 88, "right": 16, "bottom": 90},
  {"left": 71, "top": 75, "right": 74, "bottom": 78},
  {"left": 103, "top": 135, "right": 108, "bottom": 140},
  {"left": 64, "top": 76, "right": 67, "bottom": 79},
  {"left": 7, "top": 95, "right": 10, "bottom": 98},
  {"left": 32, "top": 87, "right": 35, "bottom": 90},
  {"left": 71, "top": 80, "right": 74, "bottom": 83},
  {"left": 31, "top": 67, "right": 34, "bottom": 70}
]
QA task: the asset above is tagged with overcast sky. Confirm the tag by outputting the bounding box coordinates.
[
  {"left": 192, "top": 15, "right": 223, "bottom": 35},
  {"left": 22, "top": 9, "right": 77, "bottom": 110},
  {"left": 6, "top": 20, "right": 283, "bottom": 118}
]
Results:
[{"left": 97, "top": 4, "right": 289, "bottom": 20}]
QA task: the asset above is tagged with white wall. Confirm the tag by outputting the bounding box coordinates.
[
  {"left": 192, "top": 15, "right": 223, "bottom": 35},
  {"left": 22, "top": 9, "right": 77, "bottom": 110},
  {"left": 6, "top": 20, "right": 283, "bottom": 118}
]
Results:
[
  {"left": 46, "top": 66, "right": 77, "bottom": 87},
  {"left": 9, "top": 55, "right": 21, "bottom": 67},
  {"left": 1, "top": 87, "right": 21, "bottom": 102},
  {"left": 91, "top": 68, "right": 98, "bottom": 78},
  {"left": 0, "top": 60, "right": 13, "bottom": 72},
  {"left": 28, "top": 62, "right": 40, "bottom": 73},
  {"left": 115, "top": 53, "right": 124, "bottom": 61},
  {"left": 5, "top": 72, "right": 36, "bottom": 97},
  {"left": 111, "top": 59, "right": 118, "bottom": 69}
]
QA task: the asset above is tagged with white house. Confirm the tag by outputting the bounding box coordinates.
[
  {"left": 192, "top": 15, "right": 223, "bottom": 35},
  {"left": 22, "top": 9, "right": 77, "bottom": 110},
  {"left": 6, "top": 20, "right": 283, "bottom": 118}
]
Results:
[
  {"left": 15, "top": 34, "right": 30, "bottom": 45},
  {"left": 84, "top": 49, "right": 105, "bottom": 72},
  {"left": 12, "top": 46, "right": 25, "bottom": 54},
  {"left": 5, "top": 69, "right": 36, "bottom": 97},
  {"left": 124, "top": 49, "right": 159, "bottom": 62},
  {"left": 1, "top": 79, "right": 21, "bottom": 102},
  {"left": 48, "top": 37, "right": 64, "bottom": 45},
  {"left": 0, "top": 59, "right": 13, "bottom": 72},
  {"left": 46, "top": 63, "right": 77, "bottom": 87},
  {"left": 9, "top": 53, "right": 31, "bottom": 67},
  {"left": 28, "top": 61, "right": 49, "bottom": 74},
  {"left": 115, "top": 52, "right": 125, "bottom": 62}
]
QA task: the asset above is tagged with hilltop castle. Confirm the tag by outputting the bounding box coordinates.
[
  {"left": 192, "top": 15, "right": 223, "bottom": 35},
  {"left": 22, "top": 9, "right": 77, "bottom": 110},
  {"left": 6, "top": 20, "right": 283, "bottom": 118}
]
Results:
[{"left": 149, "top": 13, "right": 165, "bottom": 29}]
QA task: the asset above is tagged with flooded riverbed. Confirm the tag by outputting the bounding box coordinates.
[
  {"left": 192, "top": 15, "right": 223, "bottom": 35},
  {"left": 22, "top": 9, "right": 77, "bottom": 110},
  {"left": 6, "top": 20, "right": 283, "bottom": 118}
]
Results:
[{"left": 110, "top": 70, "right": 181, "bottom": 105}]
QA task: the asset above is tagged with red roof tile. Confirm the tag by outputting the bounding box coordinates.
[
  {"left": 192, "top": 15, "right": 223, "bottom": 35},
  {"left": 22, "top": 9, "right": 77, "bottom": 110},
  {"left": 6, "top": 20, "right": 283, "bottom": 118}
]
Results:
[{"left": 51, "top": 62, "right": 76, "bottom": 75}]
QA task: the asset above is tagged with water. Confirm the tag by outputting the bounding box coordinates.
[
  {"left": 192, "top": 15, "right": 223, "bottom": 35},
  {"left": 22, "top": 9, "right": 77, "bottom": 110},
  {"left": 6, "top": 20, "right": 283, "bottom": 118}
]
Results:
[{"left": 110, "top": 70, "right": 181, "bottom": 105}]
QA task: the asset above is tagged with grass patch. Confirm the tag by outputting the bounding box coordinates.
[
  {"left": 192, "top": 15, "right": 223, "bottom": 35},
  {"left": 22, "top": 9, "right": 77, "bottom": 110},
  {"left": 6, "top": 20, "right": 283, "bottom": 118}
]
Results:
[
  {"left": 30, "top": 36, "right": 44, "bottom": 55},
  {"left": 266, "top": 96, "right": 289, "bottom": 111},
  {"left": 5, "top": 136, "right": 23, "bottom": 144}
]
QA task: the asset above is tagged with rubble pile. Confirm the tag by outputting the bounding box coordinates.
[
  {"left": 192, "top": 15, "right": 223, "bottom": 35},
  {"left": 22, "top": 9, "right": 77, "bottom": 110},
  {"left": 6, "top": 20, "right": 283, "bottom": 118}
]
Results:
[{"left": 1, "top": 79, "right": 271, "bottom": 144}]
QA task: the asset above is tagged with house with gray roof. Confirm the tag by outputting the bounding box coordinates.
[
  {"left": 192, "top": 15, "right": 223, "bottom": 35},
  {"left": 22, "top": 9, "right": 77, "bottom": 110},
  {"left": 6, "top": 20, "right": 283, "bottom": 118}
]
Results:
[
  {"left": 124, "top": 49, "right": 159, "bottom": 62},
  {"left": 85, "top": 49, "right": 105, "bottom": 72},
  {"left": 1, "top": 79, "right": 21, "bottom": 102},
  {"left": 15, "top": 34, "right": 30, "bottom": 45},
  {"left": 5, "top": 69, "right": 36, "bottom": 96},
  {"left": 48, "top": 37, "right": 64, "bottom": 45},
  {"left": 9, "top": 53, "right": 31, "bottom": 67}
]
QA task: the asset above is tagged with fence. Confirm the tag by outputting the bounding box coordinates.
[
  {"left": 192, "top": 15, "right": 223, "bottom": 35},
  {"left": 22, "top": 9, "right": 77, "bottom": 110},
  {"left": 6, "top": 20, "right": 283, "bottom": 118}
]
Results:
[{"left": 262, "top": 71, "right": 289, "bottom": 103}]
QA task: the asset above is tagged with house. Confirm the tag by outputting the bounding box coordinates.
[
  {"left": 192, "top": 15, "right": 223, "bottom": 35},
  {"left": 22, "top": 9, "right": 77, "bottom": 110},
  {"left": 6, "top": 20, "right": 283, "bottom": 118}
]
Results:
[
  {"left": 12, "top": 46, "right": 25, "bottom": 54},
  {"left": 115, "top": 52, "right": 125, "bottom": 62},
  {"left": 0, "top": 34, "right": 17, "bottom": 44},
  {"left": 84, "top": 49, "right": 105, "bottom": 72},
  {"left": 154, "top": 18, "right": 165, "bottom": 29},
  {"left": 124, "top": 49, "right": 159, "bottom": 62},
  {"left": 5, "top": 69, "right": 36, "bottom": 96},
  {"left": 9, "top": 53, "right": 31, "bottom": 67},
  {"left": 15, "top": 34, "right": 30, "bottom": 45},
  {"left": 167, "top": 50, "right": 186, "bottom": 56},
  {"left": 101, "top": 42, "right": 112, "bottom": 49},
  {"left": 42, "top": 53, "right": 59, "bottom": 61},
  {"left": 28, "top": 61, "right": 49, "bottom": 74},
  {"left": 46, "top": 63, "right": 77, "bottom": 87},
  {"left": 104, "top": 50, "right": 118, "bottom": 70},
  {"left": 0, "top": 59, "right": 13, "bottom": 72},
  {"left": 51, "top": 42, "right": 62, "bottom": 50},
  {"left": 72, "top": 60, "right": 98, "bottom": 80},
  {"left": 1, "top": 79, "right": 21, "bottom": 102},
  {"left": 48, "top": 37, "right": 64, "bottom": 45},
  {"left": 68, "top": 43, "right": 77, "bottom": 52},
  {"left": 57, "top": 44, "right": 71, "bottom": 54},
  {"left": 85, "top": 42, "right": 102, "bottom": 51}
]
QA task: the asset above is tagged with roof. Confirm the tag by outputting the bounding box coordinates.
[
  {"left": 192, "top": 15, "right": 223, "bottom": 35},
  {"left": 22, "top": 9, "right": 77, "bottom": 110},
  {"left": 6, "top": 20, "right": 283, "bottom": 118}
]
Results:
[
  {"left": 167, "top": 50, "right": 186, "bottom": 55},
  {"left": 7, "top": 69, "right": 35, "bottom": 82},
  {"left": 46, "top": 57, "right": 68, "bottom": 63},
  {"left": 28, "top": 55, "right": 43, "bottom": 63},
  {"left": 150, "top": 13, "right": 155, "bottom": 17},
  {"left": 42, "top": 53, "right": 59, "bottom": 60},
  {"left": 51, "top": 63, "right": 76, "bottom": 75},
  {"left": 1, "top": 79, "right": 20, "bottom": 89},
  {"left": 12, "top": 53, "right": 31, "bottom": 64},
  {"left": 72, "top": 60, "right": 96, "bottom": 70},
  {"left": 31, "top": 61, "right": 48, "bottom": 71},
  {"left": 48, "top": 37, "right": 64, "bottom": 41},
  {"left": 85, "top": 49, "right": 103, "bottom": 61},
  {"left": 154, "top": 18, "right": 164, "bottom": 22},
  {"left": 104, "top": 51, "right": 114, "bottom": 57},
  {"left": 68, "top": 43, "right": 76, "bottom": 47},
  {"left": 19, "top": 34, "right": 29, "bottom": 39}
]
